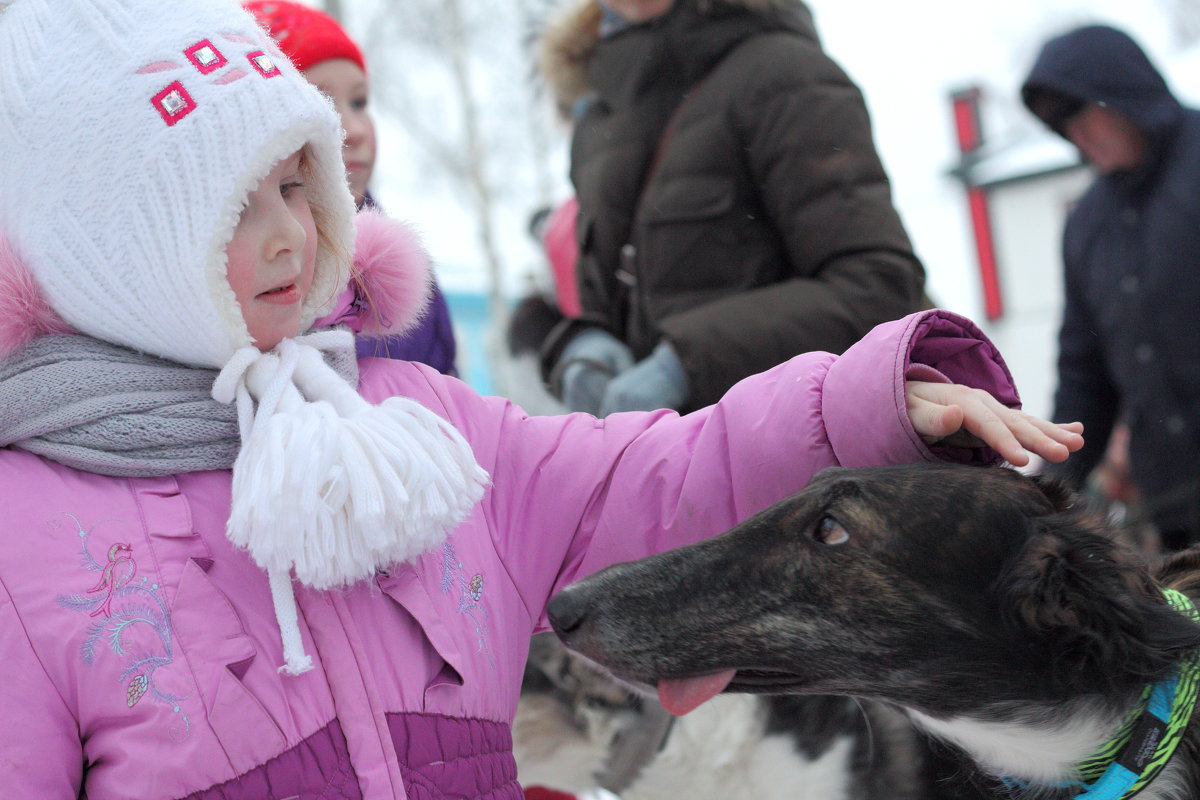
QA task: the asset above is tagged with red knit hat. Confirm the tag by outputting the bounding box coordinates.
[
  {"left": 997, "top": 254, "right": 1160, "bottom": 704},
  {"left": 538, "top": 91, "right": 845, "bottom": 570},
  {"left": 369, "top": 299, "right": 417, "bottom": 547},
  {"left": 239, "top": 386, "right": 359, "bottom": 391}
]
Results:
[
  {"left": 523, "top": 788, "right": 577, "bottom": 800},
  {"left": 243, "top": 1, "right": 366, "bottom": 74}
]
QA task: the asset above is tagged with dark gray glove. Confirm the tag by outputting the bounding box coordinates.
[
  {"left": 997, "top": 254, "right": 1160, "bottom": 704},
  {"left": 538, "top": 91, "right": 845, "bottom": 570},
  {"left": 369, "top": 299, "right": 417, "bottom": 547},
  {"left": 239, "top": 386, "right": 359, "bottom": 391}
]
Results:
[{"left": 556, "top": 329, "right": 635, "bottom": 415}]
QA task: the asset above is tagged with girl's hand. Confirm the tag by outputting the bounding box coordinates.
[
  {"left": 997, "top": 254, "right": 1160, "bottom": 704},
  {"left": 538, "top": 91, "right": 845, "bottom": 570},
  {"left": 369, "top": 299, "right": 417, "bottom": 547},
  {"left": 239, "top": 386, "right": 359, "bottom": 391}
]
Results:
[{"left": 905, "top": 380, "right": 1084, "bottom": 466}]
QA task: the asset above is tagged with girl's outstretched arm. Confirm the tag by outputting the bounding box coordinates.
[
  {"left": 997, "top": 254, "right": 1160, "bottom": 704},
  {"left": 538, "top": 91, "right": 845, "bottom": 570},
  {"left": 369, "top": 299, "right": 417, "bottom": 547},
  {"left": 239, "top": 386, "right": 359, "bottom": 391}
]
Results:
[
  {"left": 906, "top": 380, "right": 1084, "bottom": 467},
  {"left": 365, "top": 309, "right": 1072, "bottom": 628}
]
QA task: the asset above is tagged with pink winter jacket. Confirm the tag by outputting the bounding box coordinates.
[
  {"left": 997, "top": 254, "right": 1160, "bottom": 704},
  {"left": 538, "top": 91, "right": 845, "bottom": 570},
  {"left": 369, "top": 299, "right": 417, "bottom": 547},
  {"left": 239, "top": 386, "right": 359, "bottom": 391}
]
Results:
[
  {"left": 0, "top": 216, "right": 1020, "bottom": 799},
  {"left": 0, "top": 309, "right": 1020, "bottom": 800}
]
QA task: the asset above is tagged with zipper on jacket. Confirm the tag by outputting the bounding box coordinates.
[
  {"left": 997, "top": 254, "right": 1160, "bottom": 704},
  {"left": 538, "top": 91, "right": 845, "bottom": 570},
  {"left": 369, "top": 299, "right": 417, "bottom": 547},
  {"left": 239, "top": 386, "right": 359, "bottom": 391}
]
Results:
[
  {"left": 617, "top": 242, "right": 648, "bottom": 351},
  {"left": 616, "top": 243, "right": 637, "bottom": 288}
]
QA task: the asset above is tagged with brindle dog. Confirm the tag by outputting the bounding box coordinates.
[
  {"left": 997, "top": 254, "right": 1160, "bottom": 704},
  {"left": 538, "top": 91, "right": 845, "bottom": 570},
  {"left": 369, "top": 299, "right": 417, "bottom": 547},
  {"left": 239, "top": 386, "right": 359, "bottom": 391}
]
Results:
[{"left": 549, "top": 464, "right": 1200, "bottom": 799}]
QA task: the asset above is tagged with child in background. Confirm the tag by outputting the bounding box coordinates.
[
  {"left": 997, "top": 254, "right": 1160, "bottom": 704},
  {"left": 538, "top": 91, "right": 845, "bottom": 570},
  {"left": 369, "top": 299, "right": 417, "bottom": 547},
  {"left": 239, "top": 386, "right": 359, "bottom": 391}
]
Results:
[
  {"left": 537, "top": 196, "right": 582, "bottom": 321},
  {"left": 0, "top": 1, "right": 1082, "bottom": 798},
  {"left": 245, "top": 0, "right": 458, "bottom": 374}
]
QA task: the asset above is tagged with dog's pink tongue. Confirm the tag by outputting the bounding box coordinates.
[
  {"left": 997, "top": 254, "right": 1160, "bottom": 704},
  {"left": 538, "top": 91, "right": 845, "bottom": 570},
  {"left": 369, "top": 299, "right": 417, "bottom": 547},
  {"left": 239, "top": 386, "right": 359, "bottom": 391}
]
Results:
[{"left": 657, "top": 670, "right": 736, "bottom": 716}]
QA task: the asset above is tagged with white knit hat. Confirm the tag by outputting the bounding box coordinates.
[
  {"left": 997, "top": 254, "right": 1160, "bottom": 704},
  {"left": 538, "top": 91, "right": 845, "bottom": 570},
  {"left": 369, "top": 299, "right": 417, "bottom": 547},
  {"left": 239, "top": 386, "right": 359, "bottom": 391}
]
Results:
[
  {"left": 0, "top": 0, "right": 488, "bottom": 675},
  {"left": 0, "top": 0, "right": 353, "bottom": 367}
]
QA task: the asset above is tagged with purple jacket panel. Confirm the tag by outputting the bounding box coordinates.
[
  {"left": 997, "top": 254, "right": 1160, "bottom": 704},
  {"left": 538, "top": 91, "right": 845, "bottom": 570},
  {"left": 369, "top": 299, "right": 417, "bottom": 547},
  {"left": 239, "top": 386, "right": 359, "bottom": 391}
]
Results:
[
  {"left": 357, "top": 282, "right": 457, "bottom": 377},
  {"left": 387, "top": 713, "right": 520, "bottom": 800},
  {"left": 180, "top": 720, "right": 360, "bottom": 800}
]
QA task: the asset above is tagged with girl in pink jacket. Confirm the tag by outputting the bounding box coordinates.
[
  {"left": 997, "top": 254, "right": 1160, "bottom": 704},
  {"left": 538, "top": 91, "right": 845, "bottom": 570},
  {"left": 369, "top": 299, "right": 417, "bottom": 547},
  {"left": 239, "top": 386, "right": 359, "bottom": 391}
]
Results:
[{"left": 0, "top": 1, "right": 1080, "bottom": 799}]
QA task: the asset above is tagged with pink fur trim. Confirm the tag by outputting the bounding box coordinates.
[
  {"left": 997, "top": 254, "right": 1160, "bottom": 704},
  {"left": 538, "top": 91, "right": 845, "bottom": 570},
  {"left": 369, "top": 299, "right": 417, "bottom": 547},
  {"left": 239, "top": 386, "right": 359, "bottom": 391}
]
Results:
[
  {"left": 0, "top": 234, "right": 72, "bottom": 359},
  {"left": 350, "top": 209, "right": 432, "bottom": 336}
]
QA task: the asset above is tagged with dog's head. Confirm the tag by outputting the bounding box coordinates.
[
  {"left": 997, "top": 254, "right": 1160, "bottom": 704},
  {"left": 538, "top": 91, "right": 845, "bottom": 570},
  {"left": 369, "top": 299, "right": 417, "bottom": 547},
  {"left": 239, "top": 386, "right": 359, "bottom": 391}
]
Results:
[{"left": 549, "top": 464, "right": 1200, "bottom": 719}]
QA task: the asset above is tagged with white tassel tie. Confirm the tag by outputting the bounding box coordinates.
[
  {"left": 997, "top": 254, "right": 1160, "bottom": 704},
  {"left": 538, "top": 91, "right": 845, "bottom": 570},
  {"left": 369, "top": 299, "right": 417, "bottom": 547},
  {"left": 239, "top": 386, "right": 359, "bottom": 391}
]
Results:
[{"left": 212, "top": 330, "right": 490, "bottom": 675}]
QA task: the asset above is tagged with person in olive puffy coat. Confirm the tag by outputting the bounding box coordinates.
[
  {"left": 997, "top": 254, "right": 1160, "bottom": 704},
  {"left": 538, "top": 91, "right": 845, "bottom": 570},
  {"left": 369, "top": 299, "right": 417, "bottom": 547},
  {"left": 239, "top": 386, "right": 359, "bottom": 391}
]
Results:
[{"left": 538, "top": 0, "right": 925, "bottom": 415}]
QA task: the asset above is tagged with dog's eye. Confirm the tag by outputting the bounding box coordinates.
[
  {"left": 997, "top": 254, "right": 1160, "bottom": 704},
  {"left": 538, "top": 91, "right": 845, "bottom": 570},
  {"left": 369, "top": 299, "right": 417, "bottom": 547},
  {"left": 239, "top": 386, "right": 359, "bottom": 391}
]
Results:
[{"left": 813, "top": 515, "right": 849, "bottom": 546}]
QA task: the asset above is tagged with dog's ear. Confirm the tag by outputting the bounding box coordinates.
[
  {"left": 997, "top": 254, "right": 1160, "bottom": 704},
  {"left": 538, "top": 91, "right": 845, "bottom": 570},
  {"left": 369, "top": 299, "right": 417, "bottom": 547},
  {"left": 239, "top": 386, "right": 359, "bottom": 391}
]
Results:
[
  {"left": 1025, "top": 472, "right": 1079, "bottom": 514},
  {"left": 1001, "top": 513, "right": 1200, "bottom": 689},
  {"left": 1154, "top": 545, "right": 1200, "bottom": 599}
]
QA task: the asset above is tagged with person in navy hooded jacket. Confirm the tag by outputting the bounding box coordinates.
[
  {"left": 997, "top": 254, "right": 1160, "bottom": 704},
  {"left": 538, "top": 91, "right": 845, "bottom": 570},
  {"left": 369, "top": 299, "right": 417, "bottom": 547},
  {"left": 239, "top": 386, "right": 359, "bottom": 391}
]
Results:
[{"left": 1022, "top": 24, "right": 1200, "bottom": 549}]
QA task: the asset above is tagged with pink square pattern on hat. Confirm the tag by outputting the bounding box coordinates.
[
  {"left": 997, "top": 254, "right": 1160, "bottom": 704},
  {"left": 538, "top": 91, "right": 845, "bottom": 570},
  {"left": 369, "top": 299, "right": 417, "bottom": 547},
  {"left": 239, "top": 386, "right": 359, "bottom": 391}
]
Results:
[
  {"left": 182, "top": 40, "right": 226, "bottom": 74},
  {"left": 150, "top": 81, "right": 196, "bottom": 126},
  {"left": 184, "top": 40, "right": 227, "bottom": 74},
  {"left": 145, "top": 36, "right": 286, "bottom": 127},
  {"left": 246, "top": 51, "right": 281, "bottom": 78}
]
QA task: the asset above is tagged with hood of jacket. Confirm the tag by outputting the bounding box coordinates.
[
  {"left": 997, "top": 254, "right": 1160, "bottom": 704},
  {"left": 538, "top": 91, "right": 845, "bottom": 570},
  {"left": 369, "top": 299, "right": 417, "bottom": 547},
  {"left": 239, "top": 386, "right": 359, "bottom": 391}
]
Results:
[
  {"left": 538, "top": 0, "right": 817, "bottom": 118},
  {"left": 1021, "top": 25, "right": 1183, "bottom": 147}
]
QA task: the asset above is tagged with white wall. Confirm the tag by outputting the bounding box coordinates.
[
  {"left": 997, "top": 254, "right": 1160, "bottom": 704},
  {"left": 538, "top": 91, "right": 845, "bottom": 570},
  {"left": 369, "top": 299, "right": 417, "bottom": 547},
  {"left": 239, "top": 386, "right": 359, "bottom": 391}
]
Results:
[{"left": 976, "top": 166, "right": 1092, "bottom": 419}]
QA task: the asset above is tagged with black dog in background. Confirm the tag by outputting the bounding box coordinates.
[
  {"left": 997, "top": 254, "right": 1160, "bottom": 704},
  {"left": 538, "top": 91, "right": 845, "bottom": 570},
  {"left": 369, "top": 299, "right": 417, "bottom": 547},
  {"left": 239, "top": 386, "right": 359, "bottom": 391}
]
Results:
[{"left": 549, "top": 464, "right": 1200, "bottom": 799}]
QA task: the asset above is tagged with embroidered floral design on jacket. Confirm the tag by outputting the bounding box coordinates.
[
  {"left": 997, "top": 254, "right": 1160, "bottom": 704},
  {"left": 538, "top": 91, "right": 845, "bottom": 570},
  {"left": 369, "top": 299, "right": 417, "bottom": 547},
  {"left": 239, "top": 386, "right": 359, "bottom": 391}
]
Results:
[
  {"left": 52, "top": 513, "right": 191, "bottom": 740},
  {"left": 439, "top": 537, "right": 492, "bottom": 664}
]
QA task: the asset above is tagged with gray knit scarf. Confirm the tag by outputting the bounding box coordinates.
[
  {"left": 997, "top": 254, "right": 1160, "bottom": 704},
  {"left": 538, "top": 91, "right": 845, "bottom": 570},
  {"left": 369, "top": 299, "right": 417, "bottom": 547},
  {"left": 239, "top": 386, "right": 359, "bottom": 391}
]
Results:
[{"left": 0, "top": 333, "right": 357, "bottom": 477}]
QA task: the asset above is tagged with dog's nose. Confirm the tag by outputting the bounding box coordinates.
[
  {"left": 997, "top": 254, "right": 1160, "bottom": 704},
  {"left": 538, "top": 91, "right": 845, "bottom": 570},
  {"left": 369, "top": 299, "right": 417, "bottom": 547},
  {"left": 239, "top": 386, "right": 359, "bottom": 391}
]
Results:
[{"left": 547, "top": 586, "right": 590, "bottom": 636}]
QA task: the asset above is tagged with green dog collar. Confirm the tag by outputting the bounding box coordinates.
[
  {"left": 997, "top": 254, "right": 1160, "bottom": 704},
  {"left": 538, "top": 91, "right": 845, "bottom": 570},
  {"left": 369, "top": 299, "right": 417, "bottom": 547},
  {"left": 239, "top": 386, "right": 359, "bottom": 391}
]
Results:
[
  {"left": 1001, "top": 588, "right": 1200, "bottom": 800},
  {"left": 1074, "top": 587, "right": 1200, "bottom": 799}
]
